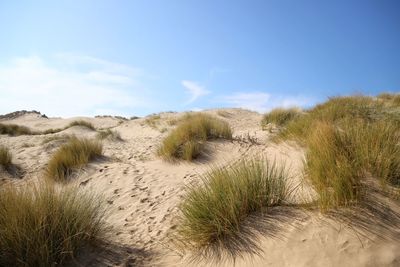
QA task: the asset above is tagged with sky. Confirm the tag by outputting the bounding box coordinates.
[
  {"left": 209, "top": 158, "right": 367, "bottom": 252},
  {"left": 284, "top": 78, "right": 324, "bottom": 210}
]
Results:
[{"left": 0, "top": 0, "right": 399, "bottom": 117}]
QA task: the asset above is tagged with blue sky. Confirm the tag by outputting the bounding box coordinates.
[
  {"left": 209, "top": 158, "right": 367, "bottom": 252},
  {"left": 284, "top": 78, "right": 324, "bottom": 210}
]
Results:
[{"left": 0, "top": 0, "right": 399, "bottom": 117}]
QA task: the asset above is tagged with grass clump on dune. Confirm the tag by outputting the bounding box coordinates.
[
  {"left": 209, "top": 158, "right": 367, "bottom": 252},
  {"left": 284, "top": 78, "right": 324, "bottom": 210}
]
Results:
[
  {"left": 144, "top": 114, "right": 161, "bottom": 128},
  {"left": 261, "top": 107, "right": 301, "bottom": 129},
  {"left": 96, "top": 129, "right": 122, "bottom": 141},
  {"left": 68, "top": 120, "right": 96, "bottom": 130},
  {"left": 0, "top": 181, "right": 106, "bottom": 267},
  {"left": 278, "top": 96, "right": 390, "bottom": 141},
  {"left": 377, "top": 92, "right": 400, "bottom": 106},
  {"left": 42, "top": 128, "right": 64, "bottom": 135},
  {"left": 0, "top": 123, "right": 34, "bottom": 136},
  {"left": 177, "top": 158, "right": 288, "bottom": 254},
  {"left": 305, "top": 121, "right": 362, "bottom": 209},
  {"left": 46, "top": 137, "right": 103, "bottom": 181},
  {"left": 262, "top": 95, "right": 400, "bottom": 207},
  {"left": 306, "top": 119, "right": 400, "bottom": 209},
  {"left": 0, "top": 146, "right": 12, "bottom": 170},
  {"left": 271, "top": 95, "right": 400, "bottom": 209},
  {"left": 158, "top": 113, "right": 232, "bottom": 161}
]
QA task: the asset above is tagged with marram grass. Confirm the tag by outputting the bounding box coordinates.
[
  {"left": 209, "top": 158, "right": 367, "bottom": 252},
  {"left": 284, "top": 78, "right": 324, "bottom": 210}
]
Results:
[
  {"left": 0, "top": 180, "right": 106, "bottom": 267},
  {"left": 176, "top": 158, "right": 288, "bottom": 254},
  {"left": 46, "top": 137, "right": 103, "bottom": 181},
  {"left": 0, "top": 145, "right": 12, "bottom": 170},
  {"left": 67, "top": 120, "right": 96, "bottom": 130},
  {"left": 96, "top": 129, "right": 122, "bottom": 141},
  {"left": 158, "top": 113, "right": 232, "bottom": 161},
  {"left": 305, "top": 118, "right": 400, "bottom": 209},
  {"left": 0, "top": 123, "right": 34, "bottom": 136},
  {"left": 261, "top": 107, "right": 301, "bottom": 129},
  {"left": 268, "top": 95, "right": 400, "bottom": 209}
]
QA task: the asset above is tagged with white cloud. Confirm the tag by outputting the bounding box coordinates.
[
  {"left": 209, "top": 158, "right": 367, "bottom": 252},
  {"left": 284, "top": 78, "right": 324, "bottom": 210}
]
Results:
[
  {"left": 222, "top": 92, "right": 270, "bottom": 112},
  {"left": 181, "top": 80, "right": 210, "bottom": 104},
  {"left": 0, "top": 54, "right": 153, "bottom": 117},
  {"left": 221, "top": 92, "right": 314, "bottom": 113}
]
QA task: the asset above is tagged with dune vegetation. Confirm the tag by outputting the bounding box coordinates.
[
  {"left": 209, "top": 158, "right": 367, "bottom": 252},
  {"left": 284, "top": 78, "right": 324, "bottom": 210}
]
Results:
[
  {"left": 0, "top": 145, "right": 13, "bottom": 170},
  {"left": 0, "top": 123, "right": 34, "bottom": 136},
  {"left": 96, "top": 129, "right": 122, "bottom": 141},
  {"left": 0, "top": 119, "right": 97, "bottom": 138},
  {"left": 67, "top": 120, "right": 96, "bottom": 130},
  {"left": 158, "top": 113, "right": 232, "bottom": 161},
  {"left": 46, "top": 137, "right": 103, "bottom": 182},
  {"left": 0, "top": 181, "right": 106, "bottom": 267},
  {"left": 266, "top": 95, "right": 400, "bottom": 209},
  {"left": 177, "top": 158, "right": 288, "bottom": 254},
  {"left": 261, "top": 107, "right": 301, "bottom": 129}
]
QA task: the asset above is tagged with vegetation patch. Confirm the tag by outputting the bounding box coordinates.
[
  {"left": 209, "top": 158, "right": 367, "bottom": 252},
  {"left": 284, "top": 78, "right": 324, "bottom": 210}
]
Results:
[
  {"left": 270, "top": 95, "right": 400, "bottom": 209},
  {"left": 0, "top": 146, "right": 12, "bottom": 170},
  {"left": 42, "top": 128, "right": 64, "bottom": 134},
  {"left": 46, "top": 137, "right": 103, "bottom": 181},
  {"left": 0, "top": 123, "right": 34, "bottom": 136},
  {"left": 158, "top": 113, "right": 232, "bottom": 161},
  {"left": 67, "top": 120, "right": 96, "bottom": 130},
  {"left": 144, "top": 114, "right": 161, "bottom": 128},
  {"left": 96, "top": 129, "right": 122, "bottom": 141},
  {"left": 217, "top": 110, "right": 231, "bottom": 118},
  {"left": 176, "top": 158, "right": 288, "bottom": 255},
  {"left": 261, "top": 107, "right": 301, "bottom": 129},
  {"left": 0, "top": 181, "right": 106, "bottom": 266}
]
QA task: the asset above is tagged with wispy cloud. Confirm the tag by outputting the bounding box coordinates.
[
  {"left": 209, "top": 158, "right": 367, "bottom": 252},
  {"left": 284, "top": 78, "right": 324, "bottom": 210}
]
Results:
[
  {"left": 0, "top": 54, "right": 154, "bottom": 117},
  {"left": 220, "top": 91, "right": 315, "bottom": 113},
  {"left": 181, "top": 80, "right": 210, "bottom": 104}
]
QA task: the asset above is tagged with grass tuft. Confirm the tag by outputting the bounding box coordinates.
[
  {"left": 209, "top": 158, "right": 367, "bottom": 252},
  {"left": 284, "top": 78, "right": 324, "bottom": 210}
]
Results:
[
  {"left": 68, "top": 120, "right": 96, "bottom": 130},
  {"left": 216, "top": 110, "right": 231, "bottom": 118},
  {"left": 0, "top": 180, "right": 106, "bottom": 266},
  {"left": 96, "top": 129, "right": 122, "bottom": 141},
  {"left": 270, "top": 95, "right": 400, "bottom": 209},
  {"left": 0, "top": 123, "right": 33, "bottom": 136},
  {"left": 42, "top": 128, "right": 64, "bottom": 134},
  {"left": 261, "top": 107, "right": 301, "bottom": 129},
  {"left": 46, "top": 137, "right": 103, "bottom": 181},
  {"left": 144, "top": 114, "right": 161, "bottom": 128},
  {"left": 306, "top": 119, "right": 400, "bottom": 209},
  {"left": 177, "top": 158, "right": 288, "bottom": 254},
  {"left": 0, "top": 146, "right": 12, "bottom": 170},
  {"left": 158, "top": 113, "right": 232, "bottom": 161}
]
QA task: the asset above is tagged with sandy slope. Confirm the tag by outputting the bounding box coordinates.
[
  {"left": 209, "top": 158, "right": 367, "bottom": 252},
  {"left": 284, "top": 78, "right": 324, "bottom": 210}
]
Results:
[{"left": 0, "top": 109, "right": 399, "bottom": 267}]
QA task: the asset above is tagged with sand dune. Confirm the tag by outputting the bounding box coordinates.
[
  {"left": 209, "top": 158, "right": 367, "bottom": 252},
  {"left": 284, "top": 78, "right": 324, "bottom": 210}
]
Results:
[{"left": 0, "top": 109, "right": 399, "bottom": 266}]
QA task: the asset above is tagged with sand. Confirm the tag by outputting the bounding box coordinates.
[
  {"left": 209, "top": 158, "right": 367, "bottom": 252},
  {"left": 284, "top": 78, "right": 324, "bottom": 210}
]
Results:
[{"left": 0, "top": 109, "right": 399, "bottom": 266}]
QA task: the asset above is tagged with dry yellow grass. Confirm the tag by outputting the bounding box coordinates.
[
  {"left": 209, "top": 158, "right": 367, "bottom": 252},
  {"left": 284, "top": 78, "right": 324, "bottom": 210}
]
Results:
[
  {"left": 0, "top": 123, "right": 34, "bottom": 136},
  {"left": 0, "top": 180, "right": 106, "bottom": 266},
  {"left": 272, "top": 95, "right": 400, "bottom": 209},
  {"left": 46, "top": 137, "right": 103, "bottom": 181},
  {"left": 0, "top": 145, "right": 12, "bottom": 170},
  {"left": 96, "top": 129, "right": 122, "bottom": 141},
  {"left": 158, "top": 113, "right": 232, "bottom": 161},
  {"left": 177, "top": 158, "right": 289, "bottom": 256},
  {"left": 67, "top": 120, "right": 96, "bottom": 130},
  {"left": 261, "top": 107, "right": 301, "bottom": 129}
]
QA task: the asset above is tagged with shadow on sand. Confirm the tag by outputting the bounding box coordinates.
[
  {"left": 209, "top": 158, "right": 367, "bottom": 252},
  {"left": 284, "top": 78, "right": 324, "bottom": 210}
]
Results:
[
  {"left": 68, "top": 240, "right": 155, "bottom": 267},
  {"left": 326, "top": 183, "right": 400, "bottom": 243},
  {"left": 176, "top": 206, "right": 306, "bottom": 265}
]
